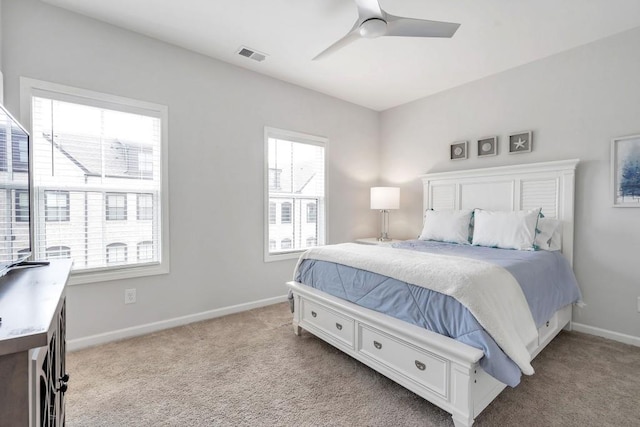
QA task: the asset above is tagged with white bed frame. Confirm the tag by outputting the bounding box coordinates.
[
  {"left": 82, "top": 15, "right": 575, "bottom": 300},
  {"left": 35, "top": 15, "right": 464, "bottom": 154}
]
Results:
[{"left": 287, "top": 159, "right": 579, "bottom": 427}]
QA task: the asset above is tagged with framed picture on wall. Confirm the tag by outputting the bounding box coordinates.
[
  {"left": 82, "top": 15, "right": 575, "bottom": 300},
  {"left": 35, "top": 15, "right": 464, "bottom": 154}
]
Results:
[
  {"left": 477, "top": 136, "right": 498, "bottom": 157},
  {"left": 611, "top": 134, "right": 640, "bottom": 207},
  {"left": 508, "top": 131, "right": 532, "bottom": 154},
  {"left": 450, "top": 141, "right": 468, "bottom": 160}
]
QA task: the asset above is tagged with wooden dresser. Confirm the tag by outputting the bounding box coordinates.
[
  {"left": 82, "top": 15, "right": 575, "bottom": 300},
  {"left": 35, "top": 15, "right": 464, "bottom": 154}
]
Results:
[{"left": 0, "top": 260, "right": 72, "bottom": 427}]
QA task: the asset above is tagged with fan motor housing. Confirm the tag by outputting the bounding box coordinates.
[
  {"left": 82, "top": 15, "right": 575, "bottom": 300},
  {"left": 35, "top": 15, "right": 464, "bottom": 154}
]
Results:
[{"left": 359, "top": 18, "right": 387, "bottom": 38}]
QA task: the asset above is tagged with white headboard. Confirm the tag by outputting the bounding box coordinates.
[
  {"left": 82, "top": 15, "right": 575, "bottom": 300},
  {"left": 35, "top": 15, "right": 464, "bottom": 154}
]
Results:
[{"left": 420, "top": 159, "right": 579, "bottom": 264}]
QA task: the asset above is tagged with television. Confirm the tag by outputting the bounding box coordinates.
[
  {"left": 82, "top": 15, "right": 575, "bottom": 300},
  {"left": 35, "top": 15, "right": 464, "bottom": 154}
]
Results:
[{"left": 0, "top": 103, "right": 31, "bottom": 277}]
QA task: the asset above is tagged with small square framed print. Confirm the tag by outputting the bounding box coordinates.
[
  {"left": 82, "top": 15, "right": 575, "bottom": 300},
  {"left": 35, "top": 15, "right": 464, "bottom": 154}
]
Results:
[
  {"left": 477, "top": 136, "right": 498, "bottom": 157},
  {"left": 450, "top": 141, "right": 468, "bottom": 160},
  {"left": 509, "top": 131, "right": 532, "bottom": 154}
]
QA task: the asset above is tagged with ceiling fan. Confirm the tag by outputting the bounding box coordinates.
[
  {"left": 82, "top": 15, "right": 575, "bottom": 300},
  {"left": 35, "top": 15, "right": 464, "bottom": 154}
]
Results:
[{"left": 313, "top": 0, "right": 460, "bottom": 60}]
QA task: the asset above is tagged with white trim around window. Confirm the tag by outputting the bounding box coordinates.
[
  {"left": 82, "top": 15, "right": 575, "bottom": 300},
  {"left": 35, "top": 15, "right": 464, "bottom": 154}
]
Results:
[
  {"left": 263, "top": 127, "right": 328, "bottom": 262},
  {"left": 20, "top": 77, "right": 170, "bottom": 285}
]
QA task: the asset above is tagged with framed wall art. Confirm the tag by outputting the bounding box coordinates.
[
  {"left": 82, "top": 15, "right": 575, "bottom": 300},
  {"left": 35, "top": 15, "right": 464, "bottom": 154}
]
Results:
[
  {"left": 477, "top": 136, "right": 498, "bottom": 157},
  {"left": 450, "top": 141, "right": 468, "bottom": 160},
  {"left": 508, "top": 131, "right": 532, "bottom": 154},
  {"left": 611, "top": 134, "right": 640, "bottom": 207}
]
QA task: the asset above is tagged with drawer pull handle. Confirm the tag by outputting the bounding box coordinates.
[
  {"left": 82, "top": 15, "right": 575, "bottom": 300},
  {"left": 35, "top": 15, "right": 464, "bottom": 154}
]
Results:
[
  {"left": 415, "top": 360, "right": 426, "bottom": 371},
  {"left": 311, "top": 311, "right": 317, "bottom": 318},
  {"left": 373, "top": 341, "right": 382, "bottom": 350},
  {"left": 335, "top": 323, "right": 342, "bottom": 331}
]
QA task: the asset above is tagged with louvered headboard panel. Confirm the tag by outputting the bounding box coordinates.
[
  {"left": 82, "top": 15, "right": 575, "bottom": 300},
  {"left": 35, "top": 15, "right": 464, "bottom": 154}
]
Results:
[{"left": 420, "top": 159, "right": 579, "bottom": 264}]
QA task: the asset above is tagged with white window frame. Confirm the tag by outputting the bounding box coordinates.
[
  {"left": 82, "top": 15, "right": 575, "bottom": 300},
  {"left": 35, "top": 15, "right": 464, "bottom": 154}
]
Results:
[
  {"left": 264, "top": 127, "right": 328, "bottom": 262},
  {"left": 20, "top": 77, "right": 170, "bottom": 285}
]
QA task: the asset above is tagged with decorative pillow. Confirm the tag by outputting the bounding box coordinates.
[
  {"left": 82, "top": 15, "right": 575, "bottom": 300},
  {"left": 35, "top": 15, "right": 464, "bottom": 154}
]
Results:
[
  {"left": 472, "top": 208, "right": 541, "bottom": 250},
  {"left": 419, "top": 209, "right": 473, "bottom": 245},
  {"left": 534, "top": 218, "right": 562, "bottom": 251}
]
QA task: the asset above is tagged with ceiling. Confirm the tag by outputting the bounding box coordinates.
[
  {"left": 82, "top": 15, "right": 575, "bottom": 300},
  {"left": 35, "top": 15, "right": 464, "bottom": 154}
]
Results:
[{"left": 41, "top": 0, "right": 640, "bottom": 111}]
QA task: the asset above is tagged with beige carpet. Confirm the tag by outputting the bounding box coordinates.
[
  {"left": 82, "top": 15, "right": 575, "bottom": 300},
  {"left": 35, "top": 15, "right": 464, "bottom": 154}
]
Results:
[{"left": 66, "top": 303, "right": 640, "bottom": 426}]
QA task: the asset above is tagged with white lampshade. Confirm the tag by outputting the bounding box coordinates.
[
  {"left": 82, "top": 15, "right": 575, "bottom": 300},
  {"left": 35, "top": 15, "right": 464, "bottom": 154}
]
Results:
[{"left": 370, "top": 187, "right": 400, "bottom": 210}]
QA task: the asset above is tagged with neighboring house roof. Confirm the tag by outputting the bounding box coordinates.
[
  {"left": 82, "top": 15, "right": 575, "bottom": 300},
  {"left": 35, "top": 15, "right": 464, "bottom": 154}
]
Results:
[{"left": 43, "top": 133, "right": 152, "bottom": 179}]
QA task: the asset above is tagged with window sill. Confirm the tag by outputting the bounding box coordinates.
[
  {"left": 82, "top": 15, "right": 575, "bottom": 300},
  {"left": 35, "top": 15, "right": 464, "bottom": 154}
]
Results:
[
  {"left": 264, "top": 251, "right": 304, "bottom": 263},
  {"left": 67, "top": 262, "right": 170, "bottom": 286}
]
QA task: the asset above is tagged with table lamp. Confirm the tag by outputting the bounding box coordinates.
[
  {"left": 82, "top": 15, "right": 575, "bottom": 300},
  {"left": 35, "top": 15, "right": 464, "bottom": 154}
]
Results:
[{"left": 370, "top": 187, "right": 400, "bottom": 241}]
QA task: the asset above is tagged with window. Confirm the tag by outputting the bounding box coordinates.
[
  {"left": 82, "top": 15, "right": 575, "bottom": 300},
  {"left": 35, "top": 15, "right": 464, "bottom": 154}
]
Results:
[
  {"left": 46, "top": 246, "right": 71, "bottom": 259},
  {"left": 106, "top": 193, "right": 127, "bottom": 220},
  {"left": 45, "top": 191, "right": 70, "bottom": 222},
  {"left": 306, "top": 237, "right": 317, "bottom": 247},
  {"left": 281, "top": 238, "right": 292, "bottom": 249},
  {"left": 106, "top": 243, "right": 127, "bottom": 265},
  {"left": 265, "top": 127, "right": 326, "bottom": 261},
  {"left": 306, "top": 203, "right": 317, "bottom": 223},
  {"left": 0, "top": 127, "right": 6, "bottom": 171},
  {"left": 15, "top": 190, "right": 29, "bottom": 222},
  {"left": 12, "top": 133, "right": 29, "bottom": 172},
  {"left": 268, "top": 168, "right": 281, "bottom": 190},
  {"left": 137, "top": 150, "right": 153, "bottom": 176},
  {"left": 23, "top": 78, "right": 169, "bottom": 284},
  {"left": 281, "top": 202, "right": 292, "bottom": 224},
  {"left": 137, "top": 194, "right": 153, "bottom": 220},
  {"left": 269, "top": 239, "right": 276, "bottom": 250},
  {"left": 137, "top": 241, "right": 153, "bottom": 261},
  {"left": 268, "top": 202, "right": 276, "bottom": 224}
]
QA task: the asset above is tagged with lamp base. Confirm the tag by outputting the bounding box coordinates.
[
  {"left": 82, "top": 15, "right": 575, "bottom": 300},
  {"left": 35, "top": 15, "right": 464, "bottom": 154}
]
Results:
[{"left": 377, "top": 210, "right": 391, "bottom": 243}]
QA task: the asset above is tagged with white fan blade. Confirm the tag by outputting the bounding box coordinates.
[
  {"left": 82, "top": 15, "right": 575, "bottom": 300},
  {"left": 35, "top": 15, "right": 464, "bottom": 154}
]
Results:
[
  {"left": 354, "top": 0, "right": 384, "bottom": 20},
  {"left": 313, "top": 28, "right": 361, "bottom": 60},
  {"left": 386, "top": 15, "right": 460, "bottom": 38}
]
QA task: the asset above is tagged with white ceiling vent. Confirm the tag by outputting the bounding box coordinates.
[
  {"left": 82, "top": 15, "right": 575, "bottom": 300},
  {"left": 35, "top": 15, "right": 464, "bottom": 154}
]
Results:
[{"left": 237, "top": 46, "right": 267, "bottom": 62}]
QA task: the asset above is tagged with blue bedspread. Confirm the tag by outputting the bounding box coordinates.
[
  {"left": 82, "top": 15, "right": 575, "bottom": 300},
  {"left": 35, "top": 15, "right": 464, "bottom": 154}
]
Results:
[{"left": 294, "top": 240, "right": 581, "bottom": 387}]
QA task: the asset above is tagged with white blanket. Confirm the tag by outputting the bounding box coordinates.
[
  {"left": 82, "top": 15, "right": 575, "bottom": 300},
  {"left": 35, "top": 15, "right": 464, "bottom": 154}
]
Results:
[{"left": 295, "top": 243, "right": 538, "bottom": 375}]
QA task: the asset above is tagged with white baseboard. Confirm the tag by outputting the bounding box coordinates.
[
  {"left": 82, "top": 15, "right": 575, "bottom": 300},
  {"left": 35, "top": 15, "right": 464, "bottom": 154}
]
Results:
[
  {"left": 68, "top": 294, "right": 289, "bottom": 351},
  {"left": 572, "top": 322, "right": 640, "bottom": 347}
]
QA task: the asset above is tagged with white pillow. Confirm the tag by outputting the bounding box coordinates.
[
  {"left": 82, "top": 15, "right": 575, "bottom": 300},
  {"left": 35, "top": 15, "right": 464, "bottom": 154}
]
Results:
[
  {"left": 472, "top": 208, "right": 541, "bottom": 250},
  {"left": 419, "top": 209, "right": 472, "bottom": 245},
  {"left": 534, "top": 218, "right": 562, "bottom": 251}
]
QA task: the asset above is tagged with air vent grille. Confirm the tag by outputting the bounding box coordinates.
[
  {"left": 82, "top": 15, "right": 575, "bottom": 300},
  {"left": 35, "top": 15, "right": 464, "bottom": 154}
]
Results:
[{"left": 237, "top": 46, "right": 268, "bottom": 62}]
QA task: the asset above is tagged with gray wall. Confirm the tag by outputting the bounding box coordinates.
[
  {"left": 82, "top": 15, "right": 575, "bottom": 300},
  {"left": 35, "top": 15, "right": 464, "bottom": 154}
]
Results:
[
  {"left": 1, "top": 0, "right": 380, "bottom": 341},
  {"left": 380, "top": 27, "right": 640, "bottom": 339}
]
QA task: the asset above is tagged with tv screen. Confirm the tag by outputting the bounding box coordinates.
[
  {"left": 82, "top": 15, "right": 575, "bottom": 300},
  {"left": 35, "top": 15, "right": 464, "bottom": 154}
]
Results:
[{"left": 0, "top": 103, "right": 31, "bottom": 277}]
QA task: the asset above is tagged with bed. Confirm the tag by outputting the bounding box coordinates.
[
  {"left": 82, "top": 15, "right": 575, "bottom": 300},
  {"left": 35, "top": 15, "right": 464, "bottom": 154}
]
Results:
[{"left": 287, "top": 159, "right": 580, "bottom": 427}]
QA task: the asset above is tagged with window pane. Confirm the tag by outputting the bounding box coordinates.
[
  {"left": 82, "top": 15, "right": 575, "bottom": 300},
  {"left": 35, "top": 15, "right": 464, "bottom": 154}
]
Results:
[
  {"left": 15, "top": 190, "right": 29, "bottom": 223},
  {"left": 32, "top": 93, "right": 162, "bottom": 271},
  {"left": 281, "top": 238, "right": 292, "bottom": 249},
  {"left": 268, "top": 168, "right": 281, "bottom": 190},
  {"left": 306, "top": 202, "right": 317, "bottom": 223},
  {"left": 106, "top": 193, "right": 127, "bottom": 220},
  {"left": 45, "top": 191, "right": 70, "bottom": 222},
  {"left": 137, "top": 241, "right": 153, "bottom": 261},
  {"left": 268, "top": 202, "right": 276, "bottom": 225},
  {"left": 46, "top": 245, "right": 71, "bottom": 259},
  {"left": 281, "top": 202, "right": 291, "bottom": 224},
  {"left": 137, "top": 194, "right": 153, "bottom": 220},
  {"left": 106, "top": 243, "right": 127, "bottom": 265}
]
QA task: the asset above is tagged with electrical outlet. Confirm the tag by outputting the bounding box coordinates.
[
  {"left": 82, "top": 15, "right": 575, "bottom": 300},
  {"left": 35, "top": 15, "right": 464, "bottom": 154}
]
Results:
[{"left": 125, "top": 288, "right": 136, "bottom": 304}]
